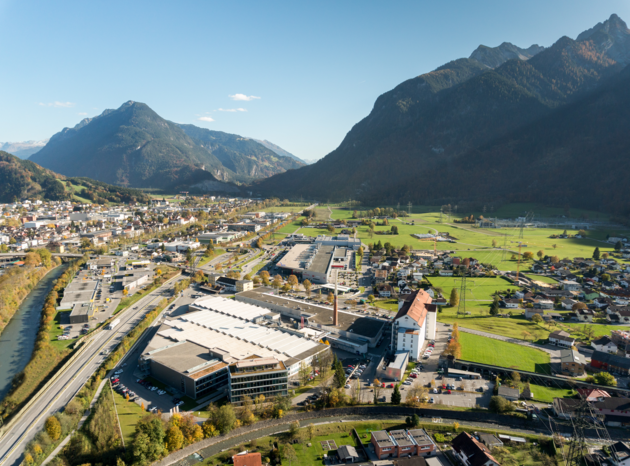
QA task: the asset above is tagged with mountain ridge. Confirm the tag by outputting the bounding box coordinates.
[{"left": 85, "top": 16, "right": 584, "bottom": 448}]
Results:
[
  {"left": 254, "top": 14, "right": 630, "bottom": 214},
  {"left": 29, "top": 101, "right": 301, "bottom": 190}
]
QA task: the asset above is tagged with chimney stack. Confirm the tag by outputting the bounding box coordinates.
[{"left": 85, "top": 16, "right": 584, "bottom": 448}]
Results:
[{"left": 333, "top": 271, "right": 339, "bottom": 326}]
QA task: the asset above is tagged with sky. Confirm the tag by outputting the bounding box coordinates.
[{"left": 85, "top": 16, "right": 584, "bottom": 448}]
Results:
[{"left": 1, "top": 1, "right": 629, "bottom": 162}]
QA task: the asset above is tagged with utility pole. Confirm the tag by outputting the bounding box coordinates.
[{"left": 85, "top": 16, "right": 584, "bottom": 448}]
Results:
[
  {"left": 516, "top": 243, "right": 522, "bottom": 283},
  {"left": 456, "top": 261, "right": 468, "bottom": 318}
]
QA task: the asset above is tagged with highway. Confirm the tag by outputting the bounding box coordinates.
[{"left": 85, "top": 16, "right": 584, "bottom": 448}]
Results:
[{"left": 0, "top": 273, "right": 186, "bottom": 466}]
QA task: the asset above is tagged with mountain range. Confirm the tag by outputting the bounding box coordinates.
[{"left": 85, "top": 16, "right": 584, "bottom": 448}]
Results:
[
  {"left": 0, "top": 140, "right": 48, "bottom": 159},
  {"left": 28, "top": 102, "right": 303, "bottom": 190},
  {"left": 255, "top": 14, "right": 630, "bottom": 214},
  {"left": 0, "top": 151, "right": 149, "bottom": 204}
]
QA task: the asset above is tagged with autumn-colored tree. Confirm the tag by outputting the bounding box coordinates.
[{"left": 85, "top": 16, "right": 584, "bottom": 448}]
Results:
[
  {"left": 165, "top": 425, "right": 184, "bottom": 451},
  {"left": 45, "top": 416, "right": 61, "bottom": 441}
]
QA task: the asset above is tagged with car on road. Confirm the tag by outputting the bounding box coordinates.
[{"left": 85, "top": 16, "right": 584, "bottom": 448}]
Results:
[
  {"left": 429, "top": 397, "right": 435, "bottom": 403},
  {"left": 344, "top": 384, "right": 351, "bottom": 389}
]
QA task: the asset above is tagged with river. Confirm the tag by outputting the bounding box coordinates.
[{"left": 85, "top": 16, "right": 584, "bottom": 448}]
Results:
[{"left": 0, "top": 264, "right": 67, "bottom": 402}]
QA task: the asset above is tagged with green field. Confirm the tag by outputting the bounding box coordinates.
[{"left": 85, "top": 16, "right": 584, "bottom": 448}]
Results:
[
  {"left": 49, "top": 311, "right": 79, "bottom": 351},
  {"left": 428, "top": 276, "right": 511, "bottom": 302},
  {"left": 526, "top": 383, "right": 575, "bottom": 403},
  {"left": 112, "top": 389, "right": 146, "bottom": 444},
  {"left": 458, "top": 332, "right": 551, "bottom": 373}
]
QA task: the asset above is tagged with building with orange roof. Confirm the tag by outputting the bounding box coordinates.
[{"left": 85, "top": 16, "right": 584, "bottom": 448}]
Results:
[
  {"left": 391, "top": 290, "right": 437, "bottom": 360},
  {"left": 232, "top": 451, "right": 262, "bottom": 466}
]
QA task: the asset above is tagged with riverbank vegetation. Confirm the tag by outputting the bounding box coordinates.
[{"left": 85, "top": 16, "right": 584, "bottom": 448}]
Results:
[
  {"left": 0, "top": 249, "right": 61, "bottom": 336},
  {"left": 0, "top": 256, "right": 86, "bottom": 422},
  {"left": 23, "top": 276, "right": 180, "bottom": 466}
]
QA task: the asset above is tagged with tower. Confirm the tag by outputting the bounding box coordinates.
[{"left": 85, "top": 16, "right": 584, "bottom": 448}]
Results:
[
  {"left": 333, "top": 271, "right": 339, "bottom": 326},
  {"left": 456, "top": 262, "right": 468, "bottom": 317}
]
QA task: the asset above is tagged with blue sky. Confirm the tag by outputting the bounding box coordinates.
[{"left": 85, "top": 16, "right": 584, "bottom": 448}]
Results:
[{"left": 1, "top": 0, "right": 629, "bottom": 161}]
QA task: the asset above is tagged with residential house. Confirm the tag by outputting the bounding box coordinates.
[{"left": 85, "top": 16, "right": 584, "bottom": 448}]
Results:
[
  {"left": 377, "top": 284, "right": 394, "bottom": 298},
  {"left": 591, "top": 351, "right": 630, "bottom": 376},
  {"left": 337, "top": 445, "right": 360, "bottom": 463},
  {"left": 500, "top": 298, "right": 520, "bottom": 309},
  {"left": 560, "top": 348, "right": 587, "bottom": 376},
  {"left": 576, "top": 308, "right": 595, "bottom": 322},
  {"left": 548, "top": 330, "right": 576, "bottom": 347},
  {"left": 451, "top": 432, "right": 500, "bottom": 466},
  {"left": 577, "top": 388, "right": 610, "bottom": 402},
  {"left": 561, "top": 298, "right": 578, "bottom": 310},
  {"left": 592, "top": 336, "right": 618, "bottom": 354},
  {"left": 370, "top": 429, "right": 436, "bottom": 459},
  {"left": 232, "top": 452, "right": 262, "bottom": 466},
  {"left": 374, "top": 269, "right": 388, "bottom": 284},
  {"left": 525, "top": 308, "right": 544, "bottom": 320},
  {"left": 438, "top": 269, "right": 454, "bottom": 277},
  {"left": 561, "top": 280, "right": 581, "bottom": 291}
]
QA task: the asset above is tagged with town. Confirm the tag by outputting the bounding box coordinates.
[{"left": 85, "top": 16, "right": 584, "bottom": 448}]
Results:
[{"left": 1, "top": 198, "right": 630, "bottom": 466}]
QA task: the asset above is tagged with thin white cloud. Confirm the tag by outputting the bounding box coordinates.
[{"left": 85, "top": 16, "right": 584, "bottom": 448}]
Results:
[
  {"left": 39, "top": 101, "right": 76, "bottom": 108},
  {"left": 229, "top": 94, "right": 260, "bottom": 101},
  {"left": 78, "top": 112, "right": 88, "bottom": 116},
  {"left": 198, "top": 116, "right": 215, "bottom": 122},
  {"left": 217, "top": 108, "right": 247, "bottom": 112}
]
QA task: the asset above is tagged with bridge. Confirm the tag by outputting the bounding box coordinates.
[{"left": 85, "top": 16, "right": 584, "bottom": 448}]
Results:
[{"left": 0, "top": 252, "right": 84, "bottom": 260}]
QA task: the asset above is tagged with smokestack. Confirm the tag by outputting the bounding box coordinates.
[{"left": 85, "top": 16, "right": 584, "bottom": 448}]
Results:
[{"left": 333, "top": 271, "right": 339, "bottom": 326}]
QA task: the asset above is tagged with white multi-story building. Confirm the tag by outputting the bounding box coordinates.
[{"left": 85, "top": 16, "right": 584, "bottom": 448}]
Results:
[{"left": 391, "top": 290, "right": 437, "bottom": 361}]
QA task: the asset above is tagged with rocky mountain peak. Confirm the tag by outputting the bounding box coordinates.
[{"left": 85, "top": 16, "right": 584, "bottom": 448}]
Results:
[
  {"left": 469, "top": 41, "right": 544, "bottom": 68},
  {"left": 577, "top": 13, "right": 630, "bottom": 64}
]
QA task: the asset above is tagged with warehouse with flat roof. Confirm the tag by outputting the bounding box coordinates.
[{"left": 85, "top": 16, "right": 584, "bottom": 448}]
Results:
[{"left": 139, "top": 297, "right": 329, "bottom": 400}]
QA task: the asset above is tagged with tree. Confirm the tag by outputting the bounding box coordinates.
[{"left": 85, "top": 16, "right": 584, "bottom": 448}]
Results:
[
  {"left": 615, "top": 240, "right": 623, "bottom": 251},
  {"left": 299, "top": 361, "right": 311, "bottom": 386},
  {"left": 327, "top": 225, "right": 335, "bottom": 233},
  {"left": 449, "top": 288, "right": 459, "bottom": 307},
  {"left": 368, "top": 294, "right": 375, "bottom": 304},
  {"left": 537, "top": 250, "right": 544, "bottom": 260},
  {"left": 334, "top": 359, "right": 346, "bottom": 388},
  {"left": 45, "top": 416, "right": 61, "bottom": 441},
  {"left": 594, "top": 372, "right": 617, "bottom": 387},
  {"left": 307, "top": 423, "right": 314, "bottom": 440},
  {"left": 287, "top": 274, "right": 299, "bottom": 290},
  {"left": 202, "top": 421, "right": 218, "bottom": 438},
  {"left": 165, "top": 425, "right": 184, "bottom": 451},
  {"left": 391, "top": 384, "right": 402, "bottom": 405},
  {"left": 572, "top": 302, "right": 587, "bottom": 311},
  {"left": 489, "top": 296, "right": 500, "bottom": 316},
  {"left": 215, "top": 404, "right": 237, "bottom": 434},
  {"left": 303, "top": 279, "right": 312, "bottom": 297},
  {"left": 523, "top": 251, "right": 534, "bottom": 260},
  {"left": 489, "top": 396, "right": 513, "bottom": 413},
  {"left": 511, "top": 371, "right": 521, "bottom": 387},
  {"left": 453, "top": 422, "right": 460, "bottom": 431},
  {"left": 373, "top": 379, "right": 382, "bottom": 403},
  {"left": 593, "top": 247, "right": 601, "bottom": 260},
  {"left": 531, "top": 314, "right": 543, "bottom": 323},
  {"left": 283, "top": 444, "right": 298, "bottom": 466},
  {"left": 288, "top": 421, "right": 300, "bottom": 439},
  {"left": 272, "top": 275, "right": 283, "bottom": 290}
]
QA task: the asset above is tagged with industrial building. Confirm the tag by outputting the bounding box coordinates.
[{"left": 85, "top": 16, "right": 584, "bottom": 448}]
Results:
[
  {"left": 371, "top": 429, "right": 436, "bottom": 459},
  {"left": 58, "top": 272, "right": 98, "bottom": 310},
  {"left": 276, "top": 243, "right": 353, "bottom": 284},
  {"left": 391, "top": 290, "right": 437, "bottom": 361},
  {"left": 139, "top": 297, "right": 329, "bottom": 401},
  {"left": 236, "top": 287, "right": 386, "bottom": 353}
]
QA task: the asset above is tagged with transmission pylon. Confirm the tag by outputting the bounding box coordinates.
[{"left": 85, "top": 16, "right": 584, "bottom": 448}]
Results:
[{"left": 456, "top": 264, "right": 468, "bottom": 317}]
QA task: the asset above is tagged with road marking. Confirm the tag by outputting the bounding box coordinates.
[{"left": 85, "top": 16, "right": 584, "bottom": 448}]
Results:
[{"left": 0, "top": 275, "right": 182, "bottom": 465}]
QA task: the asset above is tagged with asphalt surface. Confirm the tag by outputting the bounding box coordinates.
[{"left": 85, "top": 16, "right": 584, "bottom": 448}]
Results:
[{"left": 0, "top": 273, "right": 185, "bottom": 466}]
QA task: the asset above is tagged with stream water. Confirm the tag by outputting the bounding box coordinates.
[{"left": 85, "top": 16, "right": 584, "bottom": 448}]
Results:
[{"left": 0, "top": 264, "right": 67, "bottom": 401}]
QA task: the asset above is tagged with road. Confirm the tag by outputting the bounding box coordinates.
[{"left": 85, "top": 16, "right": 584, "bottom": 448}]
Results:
[{"left": 0, "top": 273, "right": 186, "bottom": 466}]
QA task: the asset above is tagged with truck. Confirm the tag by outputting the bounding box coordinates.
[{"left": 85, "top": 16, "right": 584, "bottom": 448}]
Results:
[{"left": 107, "top": 318, "right": 121, "bottom": 330}]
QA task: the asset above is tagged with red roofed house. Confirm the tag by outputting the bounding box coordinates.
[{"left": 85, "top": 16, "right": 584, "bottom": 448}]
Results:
[
  {"left": 392, "top": 290, "right": 437, "bottom": 360},
  {"left": 232, "top": 452, "right": 262, "bottom": 466},
  {"left": 577, "top": 388, "right": 610, "bottom": 402}
]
